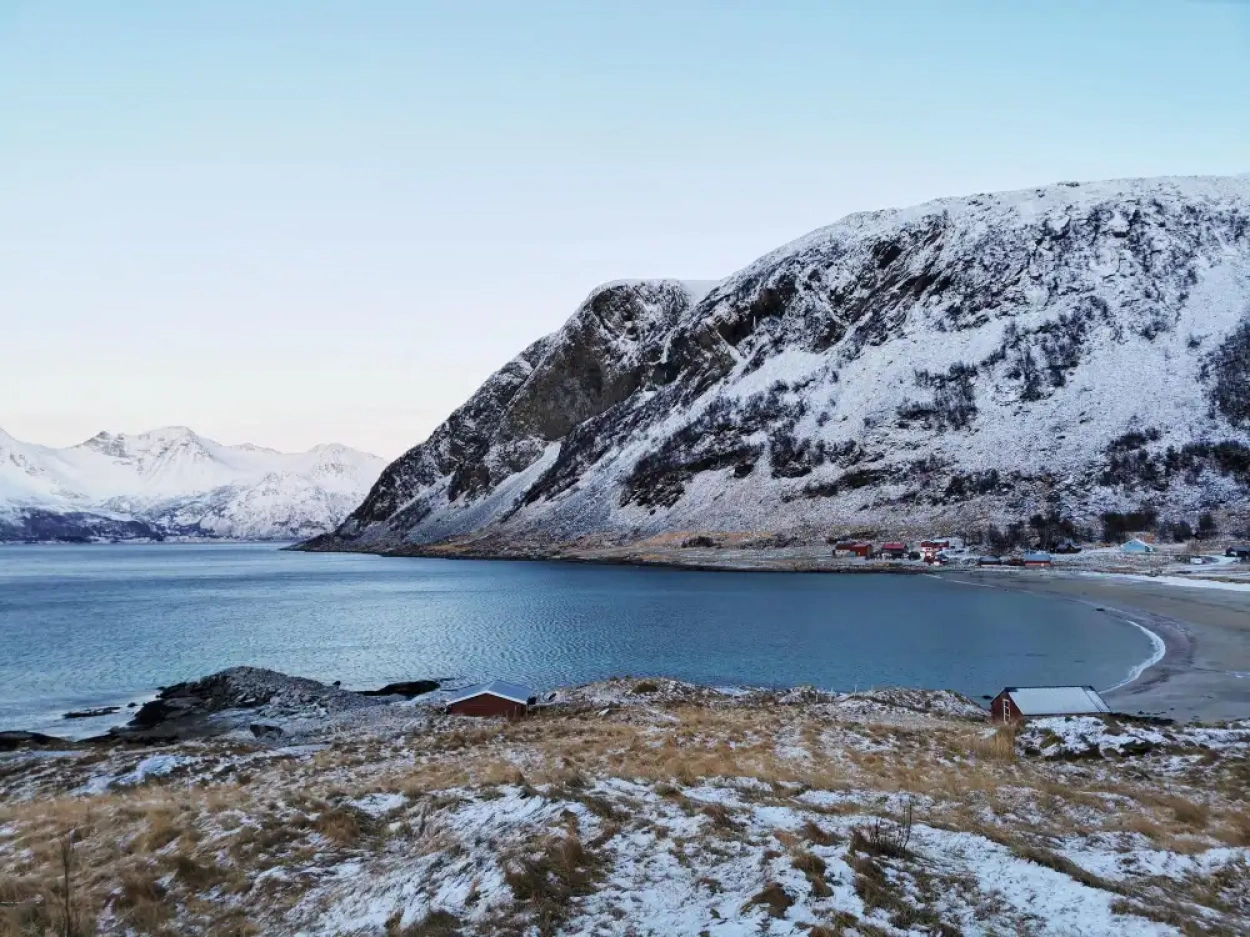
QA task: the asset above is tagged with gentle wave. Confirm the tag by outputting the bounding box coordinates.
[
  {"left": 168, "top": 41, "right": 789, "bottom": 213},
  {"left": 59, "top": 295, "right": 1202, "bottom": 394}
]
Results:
[{"left": 1104, "top": 619, "right": 1167, "bottom": 692}]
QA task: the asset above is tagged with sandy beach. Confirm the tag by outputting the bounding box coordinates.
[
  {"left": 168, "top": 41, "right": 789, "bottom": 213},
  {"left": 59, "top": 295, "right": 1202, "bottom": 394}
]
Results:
[{"left": 943, "top": 570, "right": 1250, "bottom": 723}]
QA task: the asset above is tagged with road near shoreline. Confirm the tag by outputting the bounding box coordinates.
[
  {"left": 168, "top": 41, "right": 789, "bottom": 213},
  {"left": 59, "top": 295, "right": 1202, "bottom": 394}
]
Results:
[{"left": 945, "top": 570, "right": 1250, "bottom": 723}]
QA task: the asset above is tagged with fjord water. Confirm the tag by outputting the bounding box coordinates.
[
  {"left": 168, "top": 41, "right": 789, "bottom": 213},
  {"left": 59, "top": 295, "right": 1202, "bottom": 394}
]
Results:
[{"left": 1, "top": 543, "right": 1154, "bottom": 734}]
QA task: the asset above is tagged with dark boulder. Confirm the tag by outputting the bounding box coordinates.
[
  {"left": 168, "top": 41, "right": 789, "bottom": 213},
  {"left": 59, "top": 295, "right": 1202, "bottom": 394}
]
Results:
[
  {"left": 63, "top": 706, "right": 122, "bottom": 720},
  {"left": 0, "top": 730, "right": 70, "bottom": 751},
  {"left": 360, "top": 680, "right": 441, "bottom": 698}
]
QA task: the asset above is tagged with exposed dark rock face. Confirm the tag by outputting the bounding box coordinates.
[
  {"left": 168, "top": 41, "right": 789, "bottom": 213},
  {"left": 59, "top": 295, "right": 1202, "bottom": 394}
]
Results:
[
  {"left": 64, "top": 706, "right": 122, "bottom": 720},
  {"left": 0, "top": 730, "right": 70, "bottom": 751},
  {"left": 114, "top": 667, "right": 380, "bottom": 742},
  {"left": 303, "top": 176, "right": 1250, "bottom": 553},
  {"left": 359, "top": 680, "right": 441, "bottom": 698}
]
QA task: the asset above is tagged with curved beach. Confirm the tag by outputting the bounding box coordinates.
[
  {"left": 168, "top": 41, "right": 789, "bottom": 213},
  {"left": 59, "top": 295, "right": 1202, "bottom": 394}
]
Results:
[{"left": 946, "top": 570, "right": 1250, "bottom": 723}]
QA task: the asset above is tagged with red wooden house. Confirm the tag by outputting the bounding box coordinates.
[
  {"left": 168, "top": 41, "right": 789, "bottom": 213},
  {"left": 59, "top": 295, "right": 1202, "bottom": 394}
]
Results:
[
  {"left": 832, "top": 541, "right": 873, "bottom": 558},
  {"left": 990, "top": 686, "right": 1111, "bottom": 722},
  {"left": 445, "top": 680, "right": 535, "bottom": 718}
]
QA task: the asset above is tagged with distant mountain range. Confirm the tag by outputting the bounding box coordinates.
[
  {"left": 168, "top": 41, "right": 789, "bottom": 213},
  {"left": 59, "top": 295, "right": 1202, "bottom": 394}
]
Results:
[
  {"left": 0, "top": 426, "right": 384, "bottom": 541},
  {"left": 305, "top": 174, "right": 1250, "bottom": 556}
]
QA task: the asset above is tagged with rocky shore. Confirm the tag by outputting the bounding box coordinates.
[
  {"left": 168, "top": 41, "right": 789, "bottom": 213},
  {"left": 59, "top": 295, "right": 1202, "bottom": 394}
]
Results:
[{"left": 2, "top": 668, "right": 447, "bottom": 750}]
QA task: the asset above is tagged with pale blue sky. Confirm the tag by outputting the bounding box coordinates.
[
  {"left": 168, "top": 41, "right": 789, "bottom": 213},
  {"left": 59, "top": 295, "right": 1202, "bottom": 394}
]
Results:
[{"left": 3, "top": 1, "right": 1248, "bottom": 457}]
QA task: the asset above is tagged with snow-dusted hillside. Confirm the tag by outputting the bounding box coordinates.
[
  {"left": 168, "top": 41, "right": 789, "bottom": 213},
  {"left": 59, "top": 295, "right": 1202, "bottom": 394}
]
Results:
[
  {"left": 0, "top": 427, "right": 383, "bottom": 541},
  {"left": 310, "top": 175, "right": 1250, "bottom": 554}
]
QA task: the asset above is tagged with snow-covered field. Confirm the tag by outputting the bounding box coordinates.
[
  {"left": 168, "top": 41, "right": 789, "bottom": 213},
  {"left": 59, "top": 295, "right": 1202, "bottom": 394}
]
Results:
[{"left": 3, "top": 678, "right": 1248, "bottom": 935}]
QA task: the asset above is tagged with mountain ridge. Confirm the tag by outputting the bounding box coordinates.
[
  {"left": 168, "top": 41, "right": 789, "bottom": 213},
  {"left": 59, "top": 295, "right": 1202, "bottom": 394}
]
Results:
[
  {"left": 305, "top": 174, "right": 1250, "bottom": 555},
  {"left": 0, "top": 427, "right": 384, "bottom": 542}
]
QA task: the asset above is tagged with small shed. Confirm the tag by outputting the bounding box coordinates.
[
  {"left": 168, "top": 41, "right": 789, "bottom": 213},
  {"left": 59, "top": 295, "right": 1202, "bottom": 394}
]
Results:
[
  {"left": 1120, "top": 538, "right": 1156, "bottom": 555},
  {"left": 1022, "top": 551, "right": 1052, "bottom": 568},
  {"left": 445, "top": 680, "right": 535, "bottom": 718},
  {"left": 990, "top": 685, "right": 1111, "bottom": 722},
  {"left": 1226, "top": 544, "right": 1250, "bottom": 561}
]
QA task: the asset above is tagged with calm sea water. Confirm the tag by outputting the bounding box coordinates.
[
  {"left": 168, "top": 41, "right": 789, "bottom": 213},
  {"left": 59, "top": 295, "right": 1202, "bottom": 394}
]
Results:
[{"left": 0, "top": 543, "right": 1154, "bottom": 735}]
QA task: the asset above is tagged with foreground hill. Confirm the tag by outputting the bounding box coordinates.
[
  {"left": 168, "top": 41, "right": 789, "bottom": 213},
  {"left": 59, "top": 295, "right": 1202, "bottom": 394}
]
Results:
[
  {"left": 308, "top": 175, "right": 1250, "bottom": 556},
  {"left": 2, "top": 673, "right": 1248, "bottom": 935},
  {"left": 0, "top": 426, "right": 383, "bottom": 541}
]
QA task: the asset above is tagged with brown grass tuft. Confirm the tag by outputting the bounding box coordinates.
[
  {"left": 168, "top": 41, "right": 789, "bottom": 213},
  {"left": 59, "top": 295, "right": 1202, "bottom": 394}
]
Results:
[
  {"left": 970, "top": 726, "right": 1018, "bottom": 762},
  {"left": 386, "top": 908, "right": 463, "bottom": 937},
  {"left": 800, "top": 819, "right": 840, "bottom": 846},
  {"left": 741, "top": 881, "right": 794, "bottom": 918},
  {"left": 314, "top": 806, "right": 374, "bottom": 846},
  {"left": 504, "top": 831, "right": 602, "bottom": 936},
  {"left": 792, "top": 849, "right": 832, "bottom": 897}
]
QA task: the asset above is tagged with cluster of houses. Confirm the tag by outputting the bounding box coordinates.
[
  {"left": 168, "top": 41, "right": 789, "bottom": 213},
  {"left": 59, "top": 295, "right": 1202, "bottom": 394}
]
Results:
[
  {"left": 832, "top": 538, "right": 955, "bottom": 562},
  {"left": 831, "top": 537, "right": 1056, "bottom": 568}
]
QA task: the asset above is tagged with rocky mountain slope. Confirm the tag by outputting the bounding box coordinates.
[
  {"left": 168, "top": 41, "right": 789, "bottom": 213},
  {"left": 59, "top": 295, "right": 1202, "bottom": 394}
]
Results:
[
  {"left": 308, "top": 175, "right": 1250, "bottom": 555},
  {"left": 0, "top": 427, "right": 383, "bottom": 541}
]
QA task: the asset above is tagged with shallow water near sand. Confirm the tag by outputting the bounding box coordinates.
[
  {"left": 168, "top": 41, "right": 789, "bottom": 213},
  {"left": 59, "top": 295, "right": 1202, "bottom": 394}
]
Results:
[{"left": 0, "top": 543, "right": 1157, "bottom": 734}]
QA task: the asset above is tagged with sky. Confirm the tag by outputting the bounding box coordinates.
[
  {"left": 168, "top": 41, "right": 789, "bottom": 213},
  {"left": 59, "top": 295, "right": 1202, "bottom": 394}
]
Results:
[{"left": 2, "top": 1, "right": 1249, "bottom": 459}]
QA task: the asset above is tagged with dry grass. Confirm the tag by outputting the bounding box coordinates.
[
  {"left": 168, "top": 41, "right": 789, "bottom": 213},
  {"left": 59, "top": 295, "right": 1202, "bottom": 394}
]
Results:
[
  {"left": 502, "top": 829, "right": 602, "bottom": 937},
  {"left": 792, "top": 849, "right": 833, "bottom": 897},
  {"left": 314, "top": 805, "right": 375, "bottom": 846},
  {"left": 741, "top": 882, "right": 795, "bottom": 918},
  {"left": 969, "top": 725, "right": 1018, "bottom": 762},
  {"left": 1, "top": 688, "right": 1247, "bottom": 936},
  {"left": 386, "top": 909, "right": 464, "bottom": 937}
]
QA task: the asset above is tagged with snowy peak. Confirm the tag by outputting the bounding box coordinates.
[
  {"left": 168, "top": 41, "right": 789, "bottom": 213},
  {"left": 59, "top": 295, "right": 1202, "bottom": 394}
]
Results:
[
  {"left": 314, "top": 173, "right": 1250, "bottom": 554},
  {"left": 0, "top": 428, "right": 385, "bottom": 542}
]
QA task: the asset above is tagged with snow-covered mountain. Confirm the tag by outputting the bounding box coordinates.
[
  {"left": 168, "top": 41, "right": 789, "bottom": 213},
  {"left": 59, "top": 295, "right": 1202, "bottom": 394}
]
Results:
[
  {"left": 0, "top": 427, "right": 384, "bottom": 541},
  {"left": 313, "top": 174, "right": 1250, "bottom": 555}
]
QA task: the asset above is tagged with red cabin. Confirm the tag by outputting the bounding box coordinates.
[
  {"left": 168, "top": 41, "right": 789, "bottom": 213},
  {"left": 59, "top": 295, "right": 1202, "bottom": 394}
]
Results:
[
  {"left": 989, "top": 686, "right": 1111, "bottom": 722},
  {"left": 880, "top": 542, "right": 908, "bottom": 559},
  {"left": 833, "top": 541, "right": 872, "bottom": 558},
  {"left": 445, "top": 680, "right": 534, "bottom": 718}
]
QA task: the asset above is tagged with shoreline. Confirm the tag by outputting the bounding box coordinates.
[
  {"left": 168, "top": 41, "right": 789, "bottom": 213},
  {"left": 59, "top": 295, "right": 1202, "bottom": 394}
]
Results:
[
  {"left": 7, "top": 545, "right": 1249, "bottom": 736},
  {"left": 941, "top": 569, "right": 1248, "bottom": 722},
  {"left": 1107, "top": 618, "right": 1168, "bottom": 692},
  {"left": 363, "top": 543, "right": 1250, "bottom": 723}
]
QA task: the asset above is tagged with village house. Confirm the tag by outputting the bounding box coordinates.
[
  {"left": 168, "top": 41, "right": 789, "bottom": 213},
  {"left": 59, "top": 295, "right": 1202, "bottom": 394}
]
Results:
[
  {"left": 1226, "top": 544, "right": 1250, "bottom": 561},
  {"left": 879, "top": 541, "right": 908, "bottom": 559},
  {"left": 445, "top": 680, "right": 535, "bottom": 718},
  {"left": 1022, "top": 551, "right": 1053, "bottom": 568},
  {"left": 990, "top": 685, "right": 1111, "bottom": 722},
  {"left": 832, "top": 540, "right": 873, "bottom": 558}
]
